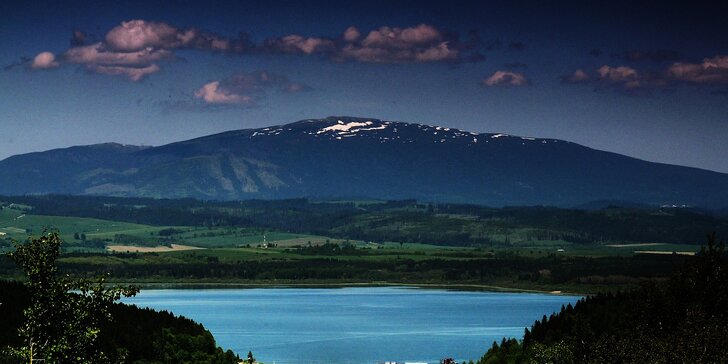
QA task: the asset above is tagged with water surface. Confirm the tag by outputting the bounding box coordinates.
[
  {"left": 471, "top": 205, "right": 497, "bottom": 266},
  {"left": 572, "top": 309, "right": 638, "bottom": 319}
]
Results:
[{"left": 124, "top": 287, "right": 579, "bottom": 363}]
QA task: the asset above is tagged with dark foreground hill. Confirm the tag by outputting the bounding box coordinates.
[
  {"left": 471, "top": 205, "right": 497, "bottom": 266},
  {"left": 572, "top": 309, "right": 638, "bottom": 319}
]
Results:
[
  {"left": 1, "top": 116, "right": 727, "bottom": 208},
  {"left": 477, "top": 235, "right": 728, "bottom": 364},
  {"left": 0, "top": 280, "right": 239, "bottom": 364}
]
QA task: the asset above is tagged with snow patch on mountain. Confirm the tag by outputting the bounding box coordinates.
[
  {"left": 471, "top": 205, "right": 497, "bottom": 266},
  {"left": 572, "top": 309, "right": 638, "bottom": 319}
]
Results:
[{"left": 317, "top": 120, "right": 389, "bottom": 135}]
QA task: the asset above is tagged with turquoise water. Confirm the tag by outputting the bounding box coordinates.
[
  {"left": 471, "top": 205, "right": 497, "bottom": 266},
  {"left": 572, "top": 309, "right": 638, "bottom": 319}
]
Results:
[{"left": 124, "top": 287, "right": 579, "bottom": 364}]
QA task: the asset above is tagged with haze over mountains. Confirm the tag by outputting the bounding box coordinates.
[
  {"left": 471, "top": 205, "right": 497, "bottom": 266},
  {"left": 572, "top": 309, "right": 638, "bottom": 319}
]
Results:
[{"left": 1, "top": 117, "right": 727, "bottom": 208}]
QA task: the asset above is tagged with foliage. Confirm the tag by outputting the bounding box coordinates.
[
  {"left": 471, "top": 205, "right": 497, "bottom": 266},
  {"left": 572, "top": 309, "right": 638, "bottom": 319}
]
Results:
[
  {"left": 477, "top": 233, "right": 728, "bottom": 364},
  {"left": 2, "top": 194, "right": 727, "bottom": 248},
  {"left": 0, "top": 280, "right": 240, "bottom": 364},
  {"left": 6, "top": 231, "right": 138, "bottom": 363}
]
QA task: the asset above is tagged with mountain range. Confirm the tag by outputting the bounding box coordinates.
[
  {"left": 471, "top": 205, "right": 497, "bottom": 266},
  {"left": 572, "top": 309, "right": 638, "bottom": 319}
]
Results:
[{"left": 1, "top": 116, "right": 727, "bottom": 208}]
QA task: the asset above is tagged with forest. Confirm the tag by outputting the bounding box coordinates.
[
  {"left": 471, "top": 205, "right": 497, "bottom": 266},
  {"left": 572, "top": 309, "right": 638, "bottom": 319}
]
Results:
[
  {"left": 2, "top": 194, "right": 727, "bottom": 247},
  {"left": 477, "top": 234, "right": 728, "bottom": 363},
  {"left": 0, "top": 231, "right": 240, "bottom": 364}
]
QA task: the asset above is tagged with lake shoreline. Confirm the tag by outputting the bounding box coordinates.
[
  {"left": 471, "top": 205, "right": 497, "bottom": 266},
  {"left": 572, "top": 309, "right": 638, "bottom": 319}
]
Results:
[{"left": 114, "top": 281, "right": 587, "bottom": 296}]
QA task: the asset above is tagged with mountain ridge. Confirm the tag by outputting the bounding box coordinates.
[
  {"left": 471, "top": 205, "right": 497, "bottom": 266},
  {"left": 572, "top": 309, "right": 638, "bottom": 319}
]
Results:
[{"left": 1, "top": 116, "right": 727, "bottom": 208}]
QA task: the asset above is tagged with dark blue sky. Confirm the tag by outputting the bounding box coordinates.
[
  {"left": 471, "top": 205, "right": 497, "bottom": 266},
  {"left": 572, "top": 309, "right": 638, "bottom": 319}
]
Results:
[{"left": 2, "top": 0, "right": 728, "bottom": 172}]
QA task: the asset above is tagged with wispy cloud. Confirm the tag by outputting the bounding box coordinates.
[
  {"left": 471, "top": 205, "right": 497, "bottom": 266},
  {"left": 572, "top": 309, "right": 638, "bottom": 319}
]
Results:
[
  {"left": 667, "top": 55, "right": 728, "bottom": 84},
  {"left": 23, "top": 19, "right": 252, "bottom": 81},
  {"left": 88, "top": 64, "right": 161, "bottom": 81},
  {"left": 192, "top": 71, "right": 311, "bottom": 108},
  {"left": 13, "top": 20, "right": 518, "bottom": 81},
  {"left": 483, "top": 70, "right": 529, "bottom": 87},
  {"left": 262, "top": 24, "right": 486, "bottom": 64},
  {"left": 564, "top": 55, "right": 728, "bottom": 95},
  {"left": 562, "top": 65, "right": 665, "bottom": 94}
]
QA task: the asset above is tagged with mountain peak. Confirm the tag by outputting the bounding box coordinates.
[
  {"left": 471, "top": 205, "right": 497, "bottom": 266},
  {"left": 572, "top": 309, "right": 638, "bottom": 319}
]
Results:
[{"left": 1, "top": 116, "right": 726, "bottom": 208}]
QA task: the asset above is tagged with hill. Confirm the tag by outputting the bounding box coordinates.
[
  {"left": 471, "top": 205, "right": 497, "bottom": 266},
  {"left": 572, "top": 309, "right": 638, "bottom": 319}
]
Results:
[{"left": 2, "top": 117, "right": 727, "bottom": 208}]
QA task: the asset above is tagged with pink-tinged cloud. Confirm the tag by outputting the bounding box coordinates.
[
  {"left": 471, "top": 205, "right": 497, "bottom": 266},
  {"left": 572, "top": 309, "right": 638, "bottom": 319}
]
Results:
[
  {"left": 105, "top": 20, "right": 180, "bottom": 51},
  {"left": 596, "top": 65, "right": 642, "bottom": 89},
  {"left": 193, "top": 71, "right": 310, "bottom": 107},
  {"left": 195, "top": 81, "right": 253, "bottom": 104},
  {"left": 483, "top": 71, "right": 529, "bottom": 86},
  {"left": 360, "top": 24, "right": 443, "bottom": 48},
  {"left": 263, "top": 34, "right": 335, "bottom": 55},
  {"left": 89, "top": 64, "right": 160, "bottom": 81},
  {"left": 282, "top": 82, "right": 310, "bottom": 93},
  {"left": 563, "top": 69, "right": 590, "bottom": 83},
  {"left": 31, "top": 52, "right": 59, "bottom": 69},
  {"left": 343, "top": 26, "right": 361, "bottom": 42},
  {"left": 263, "top": 24, "right": 462, "bottom": 63},
  {"left": 340, "top": 24, "right": 458, "bottom": 63},
  {"left": 667, "top": 55, "right": 728, "bottom": 84},
  {"left": 64, "top": 43, "right": 171, "bottom": 66},
  {"left": 597, "top": 65, "right": 639, "bottom": 82},
  {"left": 563, "top": 65, "right": 669, "bottom": 94}
]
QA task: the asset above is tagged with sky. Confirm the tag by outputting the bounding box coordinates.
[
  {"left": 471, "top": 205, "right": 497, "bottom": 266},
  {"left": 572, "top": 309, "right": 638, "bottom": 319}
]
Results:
[{"left": 2, "top": 0, "right": 728, "bottom": 172}]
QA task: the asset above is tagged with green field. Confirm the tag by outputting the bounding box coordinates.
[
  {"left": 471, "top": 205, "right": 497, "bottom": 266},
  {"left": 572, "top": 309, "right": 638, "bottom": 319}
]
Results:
[{"left": 0, "top": 207, "right": 357, "bottom": 254}]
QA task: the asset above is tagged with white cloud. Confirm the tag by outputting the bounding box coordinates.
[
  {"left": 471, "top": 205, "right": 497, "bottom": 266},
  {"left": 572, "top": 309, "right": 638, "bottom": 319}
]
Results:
[
  {"left": 195, "top": 81, "right": 253, "bottom": 104},
  {"left": 483, "top": 71, "right": 529, "bottom": 86},
  {"left": 193, "top": 71, "right": 310, "bottom": 107},
  {"left": 31, "top": 51, "right": 59, "bottom": 69},
  {"left": 667, "top": 55, "right": 728, "bottom": 84},
  {"left": 89, "top": 64, "right": 161, "bottom": 81}
]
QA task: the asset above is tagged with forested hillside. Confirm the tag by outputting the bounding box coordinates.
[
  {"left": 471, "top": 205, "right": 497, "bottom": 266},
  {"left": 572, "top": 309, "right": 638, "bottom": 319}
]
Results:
[
  {"left": 478, "top": 234, "right": 728, "bottom": 363},
  {"left": 2, "top": 195, "right": 727, "bottom": 247}
]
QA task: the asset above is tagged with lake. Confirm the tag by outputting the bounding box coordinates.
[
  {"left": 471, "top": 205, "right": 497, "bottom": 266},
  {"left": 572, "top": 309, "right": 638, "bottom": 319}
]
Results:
[{"left": 123, "top": 287, "right": 580, "bottom": 364}]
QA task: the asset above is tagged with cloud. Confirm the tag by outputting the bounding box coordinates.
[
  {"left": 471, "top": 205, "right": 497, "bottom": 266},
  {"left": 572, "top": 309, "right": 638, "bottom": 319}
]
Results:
[
  {"left": 667, "top": 55, "right": 728, "bottom": 84},
  {"left": 262, "top": 24, "right": 476, "bottom": 64},
  {"left": 65, "top": 43, "right": 171, "bottom": 66},
  {"left": 561, "top": 69, "right": 590, "bottom": 83},
  {"left": 562, "top": 65, "right": 667, "bottom": 95},
  {"left": 195, "top": 81, "right": 253, "bottom": 105},
  {"left": 597, "top": 65, "right": 640, "bottom": 86},
  {"left": 339, "top": 24, "right": 459, "bottom": 63},
  {"left": 52, "top": 20, "right": 253, "bottom": 81},
  {"left": 262, "top": 34, "right": 335, "bottom": 55},
  {"left": 193, "top": 71, "right": 311, "bottom": 107},
  {"left": 483, "top": 71, "right": 529, "bottom": 87},
  {"left": 31, "top": 52, "right": 60, "bottom": 69},
  {"left": 24, "top": 20, "right": 500, "bottom": 82},
  {"left": 88, "top": 64, "right": 161, "bottom": 81},
  {"left": 105, "top": 20, "right": 180, "bottom": 51},
  {"left": 343, "top": 26, "right": 361, "bottom": 42},
  {"left": 63, "top": 42, "right": 170, "bottom": 80}
]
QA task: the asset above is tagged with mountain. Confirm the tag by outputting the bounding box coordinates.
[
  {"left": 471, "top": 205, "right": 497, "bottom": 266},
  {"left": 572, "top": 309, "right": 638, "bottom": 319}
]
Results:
[{"left": 1, "top": 116, "right": 727, "bottom": 208}]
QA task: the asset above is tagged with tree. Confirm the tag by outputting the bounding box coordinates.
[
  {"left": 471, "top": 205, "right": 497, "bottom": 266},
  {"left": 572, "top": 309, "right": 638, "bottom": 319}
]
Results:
[{"left": 7, "top": 231, "right": 138, "bottom": 363}]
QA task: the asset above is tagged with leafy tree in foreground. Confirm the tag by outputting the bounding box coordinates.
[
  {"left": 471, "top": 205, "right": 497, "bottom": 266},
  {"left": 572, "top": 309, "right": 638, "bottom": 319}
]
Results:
[{"left": 6, "top": 231, "right": 138, "bottom": 363}]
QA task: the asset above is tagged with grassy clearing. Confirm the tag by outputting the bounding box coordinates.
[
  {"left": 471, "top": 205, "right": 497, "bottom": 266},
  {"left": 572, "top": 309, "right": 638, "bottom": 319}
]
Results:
[
  {"left": 106, "top": 244, "right": 205, "bottom": 253},
  {"left": 0, "top": 207, "right": 155, "bottom": 243}
]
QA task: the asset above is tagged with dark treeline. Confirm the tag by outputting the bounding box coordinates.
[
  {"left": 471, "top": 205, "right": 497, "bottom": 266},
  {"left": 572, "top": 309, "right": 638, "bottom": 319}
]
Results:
[
  {"left": 0, "top": 250, "right": 687, "bottom": 287},
  {"left": 478, "top": 234, "right": 728, "bottom": 363},
  {"left": 0, "top": 280, "right": 239, "bottom": 364},
  {"left": 2, "top": 195, "right": 727, "bottom": 246}
]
